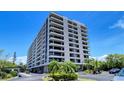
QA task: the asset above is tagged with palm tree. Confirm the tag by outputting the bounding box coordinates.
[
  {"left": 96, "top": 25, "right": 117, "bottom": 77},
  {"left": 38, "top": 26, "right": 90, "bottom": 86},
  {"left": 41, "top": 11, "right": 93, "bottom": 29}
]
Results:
[
  {"left": 60, "top": 61, "right": 77, "bottom": 73},
  {"left": 0, "top": 49, "right": 4, "bottom": 60},
  {"left": 106, "top": 54, "right": 124, "bottom": 69},
  {"left": 84, "top": 58, "right": 95, "bottom": 70},
  {"left": 48, "top": 60, "right": 61, "bottom": 74}
]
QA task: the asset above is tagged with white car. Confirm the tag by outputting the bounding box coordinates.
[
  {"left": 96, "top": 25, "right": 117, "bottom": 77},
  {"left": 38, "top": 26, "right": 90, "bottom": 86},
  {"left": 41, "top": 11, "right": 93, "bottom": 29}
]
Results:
[{"left": 113, "top": 68, "right": 124, "bottom": 81}]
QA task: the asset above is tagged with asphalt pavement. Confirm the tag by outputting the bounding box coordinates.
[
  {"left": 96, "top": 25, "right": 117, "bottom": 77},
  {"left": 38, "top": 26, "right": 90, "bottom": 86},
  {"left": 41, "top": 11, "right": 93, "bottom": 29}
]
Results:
[
  {"left": 78, "top": 71, "right": 114, "bottom": 81},
  {"left": 9, "top": 71, "right": 114, "bottom": 81},
  {"left": 10, "top": 73, "right": 45, "bottom": 81}
]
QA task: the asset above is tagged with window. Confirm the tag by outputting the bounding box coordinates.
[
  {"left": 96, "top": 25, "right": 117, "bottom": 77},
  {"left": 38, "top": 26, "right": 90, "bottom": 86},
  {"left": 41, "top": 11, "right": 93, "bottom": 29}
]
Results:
[
  {"left": 69, "top": 34, "right": 73, "bottom": 37},
  {"left": 75, "top": 49, "right": 79, "bottom": 52},
  {"left": 70, "top": 53, "right": 75, "bottom": 57},
  {"left": 36, "top": 57, "right": 41, "bottom": 61},
  {"left": 74, "top": 31, "right": 78, "bottom": 34},
  {"left": 75, "top": 45, "right": 79, "bottom": 48},
  {"left": 74, "top": 35, "right": 78, "bottom": 39},
  {"left": 49, "top": 46, "right": 53, "bottom": 49},
  {"left": 76, "top": 54, "right": 80, "bottom": 57},
  {"left": 69, "top": 48, "right": 74, "bottom": 52},
  {"left": 76, "top": 59, "right": 80, "bottom": 63},
  {"left": 69, "top": 43, "right": 73, "bottom": 47},
  {"left": 68, "top": 29, "right": 73, "bottom": 33},
  {"left": 49, "top": 40, "right": 53, "bottom": 44},
  {"left": 84, "top": 55, "right": 89, "bottom": 58},
  {"left": 74, "top": 40, "right": 79, "bottom": 43},
  {"left": 49, "top": 52, "right": 53, "bottom": 55},
  {"left": 36, "top": 62, "right": 40, "bottom": 66},
  {"left": 69, "top": 39, "right": 73, "bottom": 42},
  {"left": 70, "top": 59, "right": 75, "bottom": 62}
]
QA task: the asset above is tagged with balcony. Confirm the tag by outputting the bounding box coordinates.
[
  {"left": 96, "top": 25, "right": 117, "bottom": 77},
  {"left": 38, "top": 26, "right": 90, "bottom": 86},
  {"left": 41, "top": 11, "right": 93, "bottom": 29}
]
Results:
[
  {"left": 82, "top": 41, "right": 88, "bottom": 45},
  {"left": 68, "top": 29, "right": 78, "bottom": 35},
  {"left": 49, "top": 34, "right": 64, "bottom": 41},
  {"left": 49, "top": 30, "right": 64, "bottom": 37},
  {"left": 50, "top": 21, "right": 63, "bottom": 28},
  {"left": 49, "top": 13, "right": 63, "bottom": 21},
  {"left": 49, "top": 26, "right": 63, "bottom": 32},
  {"left": 49, "top": 51, "right": 64, "bottom": 57},
  {"left": 68, "top": 25, "right": 78, "bottom": 31},
  {"left": 50, "top": 28, "right": 64, "bottom": 34},
  {"left": 49, "top": 40, "right": 64, "bottom": 45},
  {"left": 84, "top": 55, "right": 89, "bottom": 58},
  {"left": 82, "top": 37, "right": 88, "bottom": 41},
  {"left": 49, "top": 24, "right": 64, "bottom": 31},
  {"left": 50, "top": 18, "right": 63, "bottom": 26},
  {"left": 80, "top": 25, "right": 87, "bottom": 31},
  {"left": 49, "top": 57, "right": 64, "bottom": 62},
  {"left": 49, "top": 46, "right": 64, "bottom": 51},
  {"left": 68, "top": 23, "right": 77, "bottom": 29},
  {"left": 49, "top": 37, "right": 64, "bottom": 43}
]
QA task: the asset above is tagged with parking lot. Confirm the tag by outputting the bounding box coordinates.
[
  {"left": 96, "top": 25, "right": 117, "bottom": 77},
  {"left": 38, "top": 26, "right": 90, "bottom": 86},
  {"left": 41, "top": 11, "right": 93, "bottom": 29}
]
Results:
[{"left": 78, "top": 71, "right": 115, "bottom": 81}]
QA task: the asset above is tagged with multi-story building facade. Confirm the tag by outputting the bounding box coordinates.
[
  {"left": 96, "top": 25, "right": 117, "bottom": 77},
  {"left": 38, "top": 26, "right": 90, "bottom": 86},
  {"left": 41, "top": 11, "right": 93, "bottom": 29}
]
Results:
[{"left": 27, "top": 12, "right": 89, "bottom": 73}]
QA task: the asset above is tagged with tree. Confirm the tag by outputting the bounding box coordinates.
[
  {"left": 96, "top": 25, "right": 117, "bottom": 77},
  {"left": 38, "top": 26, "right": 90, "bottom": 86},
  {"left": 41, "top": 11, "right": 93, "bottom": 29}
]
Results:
[
  {"left": 84, "top": 58, "right": 94, "bottom": 70},
  {"left": 0, "top": 49, "right": 4, "bottom": 60},
  {"left": 106, "top": 54, "right": 124, "bottom": 69},
  {"left": 60, "top": 61, "right": 77, "bottom": 73},
  {"left": 91, "top": 60, "right": 102, "bottom": 71},
  {"left": 48, "top": 60, "right": 61, "bottom": 74},
  {"left": 0, "top": 60, "right": 17, "bottom": 72},
  {"left": 48, "top": 60, "right": 78, "bottom": 81},
  {"left": 18, "top": 62, "right": 27, "bottom": 72},
  {"left": 13, "top": 52, "right": 16, "bottom": 64}
]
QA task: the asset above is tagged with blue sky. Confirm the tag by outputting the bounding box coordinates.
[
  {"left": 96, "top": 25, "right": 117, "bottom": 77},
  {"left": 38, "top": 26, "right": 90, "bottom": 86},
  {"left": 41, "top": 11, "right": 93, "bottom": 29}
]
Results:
[{"left": 0, "top": 11, "right": 124, "bottom": 63}]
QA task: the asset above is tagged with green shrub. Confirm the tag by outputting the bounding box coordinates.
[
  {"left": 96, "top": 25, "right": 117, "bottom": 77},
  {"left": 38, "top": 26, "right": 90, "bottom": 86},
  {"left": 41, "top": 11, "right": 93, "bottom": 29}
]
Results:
[
  {"left": 84, "top": 70, "right": 93, "bottom": 74},
  {"left": 49, "top": 73, "right": 78, "bottom": 81},
  {"left": 49, "top": 73, "right": 61, "bottom": 81},
  {"left": 10, "top": 71, "right": 17, "bottom": 77},
  {"left": 67, "top": 73, "right": 78, "bottom": 80},
  {"left": 25, "top": 71, "right": 30, "bottom": 74},
  {"left": 6, "top": 74, "right": 12, "bottom": 79},
  {"left": 42, "top": 76, "right": 54, "bottom": 81},
  {"left": 0, "top": 72, "right": 7, "bottom": 79}
]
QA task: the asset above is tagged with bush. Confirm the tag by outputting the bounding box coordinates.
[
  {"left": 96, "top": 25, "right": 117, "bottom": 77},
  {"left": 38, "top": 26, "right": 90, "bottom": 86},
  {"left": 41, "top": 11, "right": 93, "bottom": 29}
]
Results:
[
  {"left": 49, "top": 73, "right": 78, "bottom": 81},
  {"left": 84, "top": 70, "right": 93, "bottom": 74},
  {"left": 0, "top": 72, "right": 7, "bottom": 79},
  {"left": 10, "top": 71, "right": 17, "bottom": 77},
  {"left": 42, "top": 76, "right": 54, "bottom": 81},
  {"left": 2, "top": 68, "right": 11, "bottom": 73},
  {"left": 25, "top": 70, "right": 30, "bottom": 74},
  {"left": 6, "top": 74, "right": 12, "bottom": 79}
]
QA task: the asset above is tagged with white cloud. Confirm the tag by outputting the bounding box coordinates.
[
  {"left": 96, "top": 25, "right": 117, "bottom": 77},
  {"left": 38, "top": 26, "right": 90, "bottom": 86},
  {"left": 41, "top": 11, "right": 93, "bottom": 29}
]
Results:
[
  {"left": 110, "top": 16, "right": 124, "bottom": 29},
  {"left": 91, "top": 55, "right": 108, "bottom": 61},
  {"left": 97, "top": 55, "right": 108, "bottom": 61},
  {"left": 8, "top": 56, "right": 27, "bottom": 64}
]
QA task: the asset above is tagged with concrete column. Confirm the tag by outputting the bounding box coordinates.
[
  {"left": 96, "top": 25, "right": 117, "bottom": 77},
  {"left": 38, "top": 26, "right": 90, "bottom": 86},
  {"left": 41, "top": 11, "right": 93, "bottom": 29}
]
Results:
[
  {"left": 77, "top": 24, "right": 84, "bottom": 64},
  {"left": 46, "top": 18, "right": 49, "bottom": 63},
  {"left": 63, "top": 17, "right": 70, "bottom": 61}
]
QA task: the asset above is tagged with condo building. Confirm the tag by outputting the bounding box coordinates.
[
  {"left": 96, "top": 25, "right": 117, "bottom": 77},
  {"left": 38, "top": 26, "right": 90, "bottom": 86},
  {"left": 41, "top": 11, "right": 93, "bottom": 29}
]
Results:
[{"left": 27, "top": 12, "right": 89, "bottom": 73}]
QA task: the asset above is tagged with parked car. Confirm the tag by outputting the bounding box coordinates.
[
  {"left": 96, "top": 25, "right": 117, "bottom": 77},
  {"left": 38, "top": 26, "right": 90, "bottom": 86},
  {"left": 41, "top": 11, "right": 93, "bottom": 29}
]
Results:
[
  {"left": 93, "top": 70, "right": 102, "bottom": 74},
  {"left": 113, "top": 68, "right": 124, "bottom": 81},
  {"left": 109, "top": 68, "right": 120, "bottom": 74}
]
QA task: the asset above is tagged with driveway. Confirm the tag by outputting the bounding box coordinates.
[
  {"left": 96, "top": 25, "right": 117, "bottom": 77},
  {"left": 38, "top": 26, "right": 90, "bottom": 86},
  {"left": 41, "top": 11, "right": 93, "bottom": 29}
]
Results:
[
  {"left": 10, "top": 73, "right": 45, "bottom": 81},
  {"left": 10, "top": 72, "right": 114, "bottom": 81},
  {"left": 78, "top": 71, "right": 114, "bottom": 81}
]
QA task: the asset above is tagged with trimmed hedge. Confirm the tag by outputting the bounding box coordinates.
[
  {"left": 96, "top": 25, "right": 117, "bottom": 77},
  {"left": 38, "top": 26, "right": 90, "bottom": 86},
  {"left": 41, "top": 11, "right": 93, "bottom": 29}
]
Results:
[
  {"left": 49, "top": 73, "right": 78, "bottom": 81},
  {"left": 0, "top": 72, "right": 7, "bottom": 79},
  {"left": 84, "top": 70, "right": 93, "bottom": 74},
  {"left": 10, "top": 71, "right": 17, "bottom": 77},
  {"left": 0, "top": 71, "right": 17, "bottom": 79},
  {"left": 6, "top": 74, "right": 12, "bottom": 79}
]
